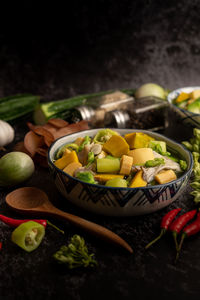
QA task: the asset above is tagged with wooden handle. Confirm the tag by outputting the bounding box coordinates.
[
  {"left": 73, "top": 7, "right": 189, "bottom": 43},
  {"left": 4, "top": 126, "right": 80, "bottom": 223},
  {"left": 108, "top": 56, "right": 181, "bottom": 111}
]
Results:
[{"left": 47, "top": 206, "right": 133, "bottom": 253}]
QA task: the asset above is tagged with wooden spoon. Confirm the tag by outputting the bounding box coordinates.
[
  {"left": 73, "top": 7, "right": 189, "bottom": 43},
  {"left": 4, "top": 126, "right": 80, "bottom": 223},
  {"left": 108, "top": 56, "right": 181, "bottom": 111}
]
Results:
[{"left": 6, "top": 187, "right": 133, "bottom": 253}]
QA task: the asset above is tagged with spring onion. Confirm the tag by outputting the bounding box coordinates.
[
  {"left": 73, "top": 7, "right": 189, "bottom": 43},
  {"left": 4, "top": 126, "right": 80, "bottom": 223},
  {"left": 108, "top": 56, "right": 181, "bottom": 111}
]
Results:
[{"left": 0, "top": 94, "right": 40, "bottom": 122}]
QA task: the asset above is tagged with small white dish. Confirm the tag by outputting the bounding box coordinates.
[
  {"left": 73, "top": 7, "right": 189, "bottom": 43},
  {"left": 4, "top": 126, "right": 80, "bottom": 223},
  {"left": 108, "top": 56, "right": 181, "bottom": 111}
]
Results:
[{"left": 167, "top": 86, "right": 200, "bottom": 128}]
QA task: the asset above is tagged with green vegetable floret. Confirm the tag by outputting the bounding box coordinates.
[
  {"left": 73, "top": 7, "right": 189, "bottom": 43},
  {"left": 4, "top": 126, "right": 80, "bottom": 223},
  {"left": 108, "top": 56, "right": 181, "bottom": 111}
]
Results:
[
  {"left": 192, "top": 152, "right": 200, "bottom": 180},
  {"left": 53, "top": 234, "right": 97, "bottom": 269},
  {"left": 179, "top": 160, "right": 187, "bottom": 171},
  {"left": 182, "top": 128, "right": 200, "bottom": 204},
  {"left": 76, "top": 171, "right": 97, "bottom": 184}
]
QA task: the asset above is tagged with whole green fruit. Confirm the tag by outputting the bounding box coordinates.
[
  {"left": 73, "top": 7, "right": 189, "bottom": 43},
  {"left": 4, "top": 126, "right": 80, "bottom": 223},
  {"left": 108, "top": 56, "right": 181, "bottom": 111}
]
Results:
[{"left": 0, "top": 151, "right": 35, "bottom": 187}]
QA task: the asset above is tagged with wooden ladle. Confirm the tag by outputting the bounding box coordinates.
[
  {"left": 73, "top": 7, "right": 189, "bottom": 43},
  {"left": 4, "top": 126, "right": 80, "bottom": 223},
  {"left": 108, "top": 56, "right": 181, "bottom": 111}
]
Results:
[{"left": 6, "top": 187, "right": 133, "bottom": 253}]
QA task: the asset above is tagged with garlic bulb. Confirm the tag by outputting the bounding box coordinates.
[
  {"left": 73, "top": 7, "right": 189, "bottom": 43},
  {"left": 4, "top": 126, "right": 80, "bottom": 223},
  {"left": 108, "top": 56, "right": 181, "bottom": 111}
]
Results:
[{"left": 0, "top": 120, "right": 15, "bottom": 147}]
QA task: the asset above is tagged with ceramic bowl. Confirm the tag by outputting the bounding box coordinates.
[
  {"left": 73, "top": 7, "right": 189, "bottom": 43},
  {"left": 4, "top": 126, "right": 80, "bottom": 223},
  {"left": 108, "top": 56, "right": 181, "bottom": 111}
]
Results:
[
  {"left": 167, "top": 86, "right": 200, "bottom": 128},
  {"left": 48, "top": 128, "right": 193, "bottom": 217}
]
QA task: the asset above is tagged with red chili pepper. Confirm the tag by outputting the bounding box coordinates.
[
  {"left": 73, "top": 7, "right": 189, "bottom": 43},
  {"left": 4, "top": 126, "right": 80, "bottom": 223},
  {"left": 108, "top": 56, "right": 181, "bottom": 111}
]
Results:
[
  {"left": 0, "top": 242, "right": 2, "bottom": 251},
  {"left": 145, "top": 208, "right": 181, "bottom": 249},
  {"left": 0, "top": 214, "right": 64, "bottom": 234},
  {"left": 169, "top": 209, "right": 197, "bottom": 251},
  {"left": 0, "top": 214, "right": 47, "bottom": 228},
  {"left": 176, "top": 211, "right": 200, "bottom": 261}
]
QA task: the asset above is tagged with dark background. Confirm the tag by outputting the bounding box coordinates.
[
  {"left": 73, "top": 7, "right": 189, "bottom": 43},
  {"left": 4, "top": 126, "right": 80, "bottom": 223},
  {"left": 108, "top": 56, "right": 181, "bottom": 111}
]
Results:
[
  {"left": 0, "top": 1, "right": 200, "bottom": 300},
  {"left": 0, "top": 1, "right": 200, "bottom": 100}
]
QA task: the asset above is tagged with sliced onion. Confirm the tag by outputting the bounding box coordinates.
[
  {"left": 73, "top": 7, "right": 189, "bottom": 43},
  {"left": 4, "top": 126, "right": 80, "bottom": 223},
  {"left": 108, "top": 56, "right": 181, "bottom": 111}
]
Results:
[{"left": 135, "top": 83, "right": 166, "bottom": 100}]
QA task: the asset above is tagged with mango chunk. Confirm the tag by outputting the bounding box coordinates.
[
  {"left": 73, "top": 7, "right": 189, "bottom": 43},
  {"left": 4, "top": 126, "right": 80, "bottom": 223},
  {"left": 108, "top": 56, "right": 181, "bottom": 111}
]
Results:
[
  {"left": 103, "top": 135, "right": 129, "bottom": 157},
  {"left": 54, "top": 150, "right": 79, "bottom": 170},
  {"left": 124, "top": 133, "right": 136, "bottom": 148},
  {"left": 128, "top": 148, "right": 154, "bottom": 165},
  {"left": 119, "top": 155, "right": 133, "bottom": 175},
  {"left": 63, "top": 162, "right": 82, "bottom": 176},
  {"left": 125, "top": 132, "right": 155, "bottom": 149},
  {"left": 191, "top": 89, "right": 200, "bottom": 100},
  {"left": 75, "top": 137, "right": 84, "bottom": 146},
  {"left": 64, "top": 149, "right": 71, "bottom": 155},
  {"left": 129, "top": 170, "right": 147, "bottom": 188},
  {"left": 176, "top": 92, "right": 190, "bottom": 103},
  {"left": 155, "top": 169, "right": 177, "bottom": 184},
  {"left": 94, "top": 173, "right": 124, "bottom": 183}
]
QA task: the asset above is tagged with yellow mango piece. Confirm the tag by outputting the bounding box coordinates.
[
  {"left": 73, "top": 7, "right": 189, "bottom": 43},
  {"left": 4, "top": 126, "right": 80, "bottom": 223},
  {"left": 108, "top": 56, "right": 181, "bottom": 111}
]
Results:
[
  {"left": 103, "top": 135, "right": 129, "bottom": 157},
  {"left": 155, "top": 169, "right": 177, "bottom": 184},
  {"left": 94, "top": 173, "right": 124, "bottom": 183},
  {"left": 125, "top": 132, "right": 154, "bottom": 149},
  {"left": 129, "top": 170, "right": 147, "bottom": 188},
  {"left": 75, "top": 137, "right": 84, "bottom": 146},
  {"left": 54, "top": 150, "right": 79, "bottom": 170},
  {"left": 119, "top": 155, "right": 133, "bottom": 175},
  {"left": 63, "top": 162, "right": 82, "bottom": 176},
  {"left": 96, "top": 150, "right": 107, "bottom": 159},
  {"left": 176, "top": 92, "right": 190, "bottom": 103},
  {"left": 124, "top": 133, "right": 136, "bottom": 148},
  {"left": 63, "top": 149, "right": 71, "bottom": 155},
  {"left": 190, "top": 89, "right": 200, "bottom": 100},
  {"left": 128, "top": 148, "right": 154, "bottom": 165}
]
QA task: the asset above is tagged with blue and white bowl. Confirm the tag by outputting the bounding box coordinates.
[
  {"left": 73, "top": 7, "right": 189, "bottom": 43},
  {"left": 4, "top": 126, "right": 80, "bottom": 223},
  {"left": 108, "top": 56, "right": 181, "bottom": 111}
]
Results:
[
  {"left": 48, "top": 129, "right": 193, "bottom": 216},
  {"left": 167, "top": 86, "right": 200, "bottom": 128}
]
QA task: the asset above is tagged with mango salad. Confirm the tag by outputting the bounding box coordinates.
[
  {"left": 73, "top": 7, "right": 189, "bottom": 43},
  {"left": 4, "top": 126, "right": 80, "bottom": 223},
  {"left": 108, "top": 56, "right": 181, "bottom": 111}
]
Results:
[
  {"left": 53, "top": 129, "right": 187, "bottom": 188},
  {"left": 173, "top": 89, "right": 200, "bottom": 114}
]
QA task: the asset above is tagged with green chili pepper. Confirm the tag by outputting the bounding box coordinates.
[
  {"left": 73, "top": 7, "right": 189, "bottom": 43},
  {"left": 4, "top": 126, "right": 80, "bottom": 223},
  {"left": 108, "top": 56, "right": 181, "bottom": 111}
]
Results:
[
  {"left": 151, "top": 143, "right": 171, "bottom": 157},
  {"left": 93, "top": 129, "right": 118, "bottom": 144},
  {"left": 145, "top": 158, "right": 165, "bottom": 168},
  {"left": 56, "top": 143, "right": 79, "bottom": 159},
  {"left": 78, "top": 136, "right": 91, "bottom": 152},
  {"left": 87, "top": 152, "right": 95, "bottom": 166},
  {"left": 11, "top": 221, "right": 45, "bottom": 252},
  {"left": 76, "top": 171, "right": 96, "bottom": 184}
]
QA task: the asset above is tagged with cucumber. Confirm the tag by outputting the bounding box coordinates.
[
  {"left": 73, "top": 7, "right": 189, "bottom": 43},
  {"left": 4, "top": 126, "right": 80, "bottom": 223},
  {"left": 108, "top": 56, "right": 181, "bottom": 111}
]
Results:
[
  {"left": 105, "top": 178, "right": 127, "bottom": 188},
  {"left": 96, "top": 158, "right": 120, "bottom": 173}
]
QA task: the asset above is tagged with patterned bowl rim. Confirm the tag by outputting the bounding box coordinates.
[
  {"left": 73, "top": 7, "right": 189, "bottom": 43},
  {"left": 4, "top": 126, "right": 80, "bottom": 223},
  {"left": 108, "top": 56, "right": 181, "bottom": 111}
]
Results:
[
  {"left": 48, "top": 128, "right": 193, "bottom": 191},
  {"left": 167, "top": 86, "right": 200, "bottom": 124}
]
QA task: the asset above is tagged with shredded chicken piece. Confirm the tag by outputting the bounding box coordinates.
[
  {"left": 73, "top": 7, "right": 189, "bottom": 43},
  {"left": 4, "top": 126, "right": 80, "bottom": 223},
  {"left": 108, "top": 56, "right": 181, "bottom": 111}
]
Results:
[
  {"left": 78, "top": 144, "right": 93, "bottom": 165},
  {"left": 132, "top": 151, "right": 181, "bottom": 183}
]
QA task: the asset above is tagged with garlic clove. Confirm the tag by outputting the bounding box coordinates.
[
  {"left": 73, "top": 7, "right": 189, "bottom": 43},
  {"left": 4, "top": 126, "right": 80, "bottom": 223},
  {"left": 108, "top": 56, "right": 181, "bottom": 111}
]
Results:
[{"left": 0, "top": 120, "right": 15, "bottom": 147}]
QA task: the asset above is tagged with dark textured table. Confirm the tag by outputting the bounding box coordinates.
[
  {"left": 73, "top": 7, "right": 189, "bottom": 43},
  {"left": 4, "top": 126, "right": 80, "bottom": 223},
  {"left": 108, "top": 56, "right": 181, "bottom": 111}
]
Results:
[{"left": 0, "top": 1, "right": 200, "bottom": 300}]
